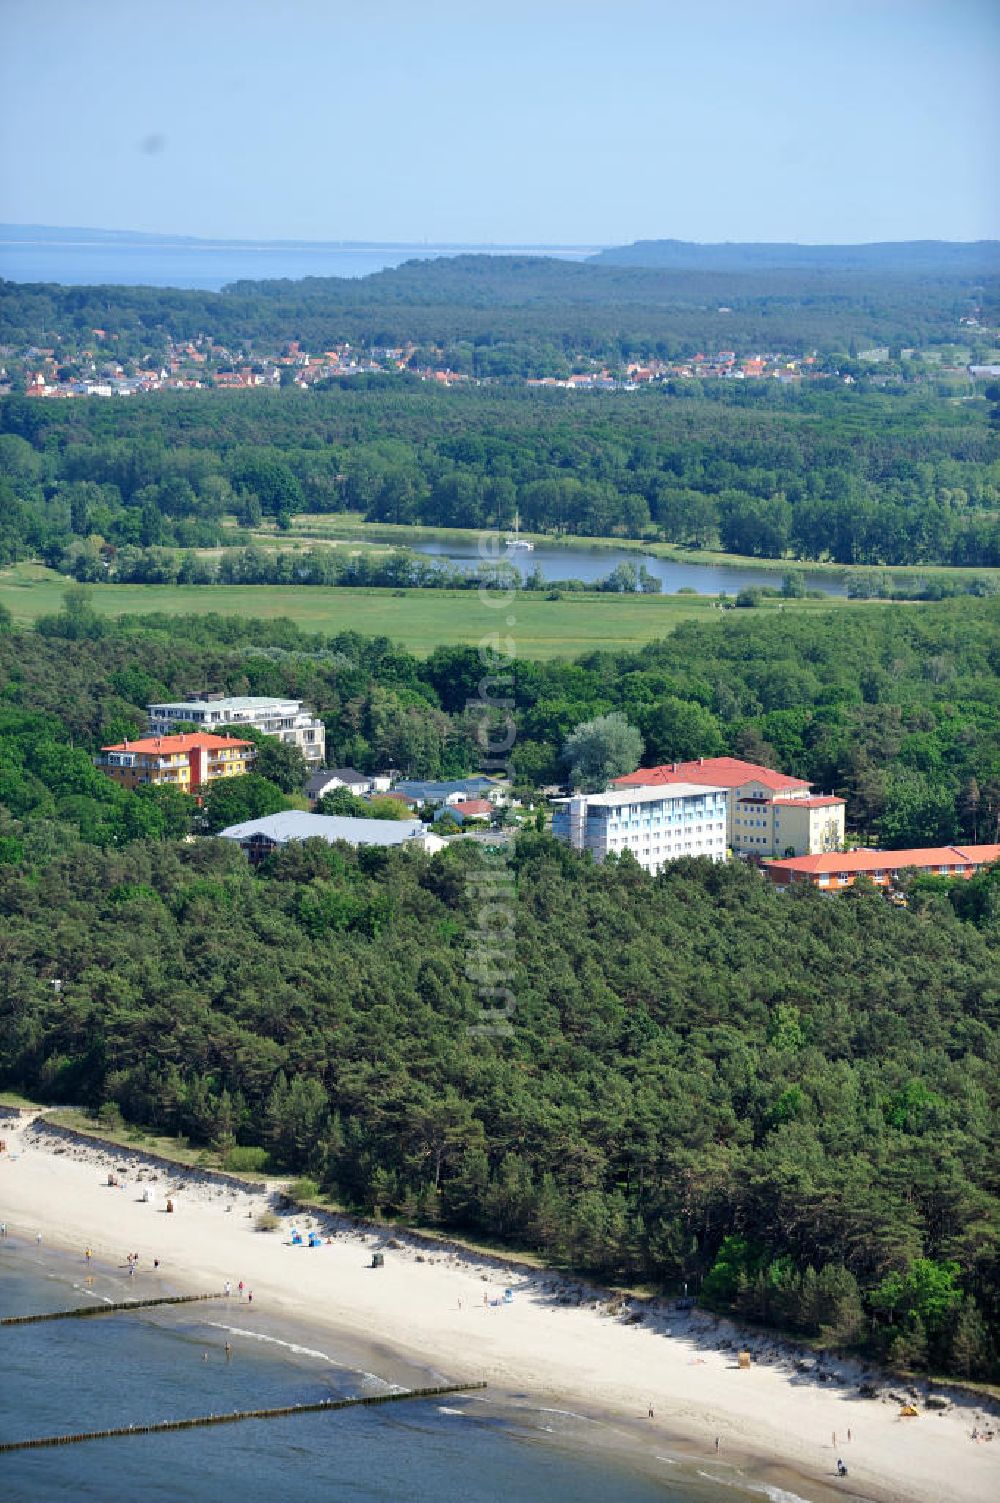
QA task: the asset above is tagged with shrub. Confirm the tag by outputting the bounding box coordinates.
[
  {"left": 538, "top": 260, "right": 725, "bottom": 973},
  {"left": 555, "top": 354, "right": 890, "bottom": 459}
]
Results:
[
  {"left": 223, "top": 1145, "right": 272, "bottom": 1174},
  {"left": 97, "top": 1101, "right": 124, "bottom": 1133}
]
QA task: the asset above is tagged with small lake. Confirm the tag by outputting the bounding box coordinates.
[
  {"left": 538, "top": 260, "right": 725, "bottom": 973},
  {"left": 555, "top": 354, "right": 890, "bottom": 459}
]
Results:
[{"left": 408, "top": 540, "right": 848, "bottom": 596}]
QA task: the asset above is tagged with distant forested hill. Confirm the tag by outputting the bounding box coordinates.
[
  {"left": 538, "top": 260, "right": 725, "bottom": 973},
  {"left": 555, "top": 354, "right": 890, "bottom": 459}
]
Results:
[
  {"left": 3, "top": 247, "right": 996, "bottom": 356},
  {"left": 590, "top": 239, "right": 1000, "bottom": 274}
]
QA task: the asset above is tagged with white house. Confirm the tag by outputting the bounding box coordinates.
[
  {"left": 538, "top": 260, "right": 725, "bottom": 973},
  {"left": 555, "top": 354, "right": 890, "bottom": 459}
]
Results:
[{"left": 305, "top": 767, "right": 392, "bottom": 803}]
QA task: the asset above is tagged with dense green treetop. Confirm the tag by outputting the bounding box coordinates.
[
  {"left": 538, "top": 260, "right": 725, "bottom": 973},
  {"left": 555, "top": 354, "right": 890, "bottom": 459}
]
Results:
[
  {"left": 2, "top": 380, "right": 998, "bottom": 569},
  {"left": 0, "top": 812, "right": 997, "bottom": 1378},
  {"left": 0, "top": 601, "right": 998, "bottom": 1376},
  {"left": 3, "top": 249, "right": 997, "bottom": 356}
]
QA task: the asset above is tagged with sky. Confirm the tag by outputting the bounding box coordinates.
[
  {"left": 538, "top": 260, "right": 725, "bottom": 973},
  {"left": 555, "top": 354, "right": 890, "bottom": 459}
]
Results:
[{"left": 1, "top": 0, "right": 998, "bottom": 245}]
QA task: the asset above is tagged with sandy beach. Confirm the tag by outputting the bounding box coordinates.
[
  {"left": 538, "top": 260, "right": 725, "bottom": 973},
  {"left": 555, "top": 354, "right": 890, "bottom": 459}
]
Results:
[{"left": 2, "top": 1112, "right": 997, "bottom": 1503}]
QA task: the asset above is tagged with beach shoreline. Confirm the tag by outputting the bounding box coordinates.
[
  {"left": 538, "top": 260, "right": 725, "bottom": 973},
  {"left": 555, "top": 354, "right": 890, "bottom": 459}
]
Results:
[{"left": 2, "top": 1112, "right": 997, "bottom": 1503}]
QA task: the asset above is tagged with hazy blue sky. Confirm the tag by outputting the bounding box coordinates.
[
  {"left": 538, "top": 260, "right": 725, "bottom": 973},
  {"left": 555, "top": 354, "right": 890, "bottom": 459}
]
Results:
[{"left": 2, "top": 0, "right": 997, "bottom": 244}]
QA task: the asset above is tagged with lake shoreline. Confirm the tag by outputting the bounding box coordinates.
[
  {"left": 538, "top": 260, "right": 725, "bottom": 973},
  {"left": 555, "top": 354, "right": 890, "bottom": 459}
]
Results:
[{"left": 278, "top": 515, "right": 1000, "bottom": 583}]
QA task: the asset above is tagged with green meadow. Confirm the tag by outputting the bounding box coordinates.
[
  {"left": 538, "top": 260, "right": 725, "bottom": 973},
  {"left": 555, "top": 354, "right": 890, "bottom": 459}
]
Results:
[{"left": 0, "top": 563, "right": 887, "bottom": 658}]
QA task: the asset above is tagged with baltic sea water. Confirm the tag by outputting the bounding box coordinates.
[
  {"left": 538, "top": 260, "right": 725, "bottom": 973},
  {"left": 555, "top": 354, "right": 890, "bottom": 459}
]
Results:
[
  {"left": 0, "top": 237, "right": 597, "bottom": 290},
  {"left": 0, "top": 1242, "right": 770, "bottom": 1503}
]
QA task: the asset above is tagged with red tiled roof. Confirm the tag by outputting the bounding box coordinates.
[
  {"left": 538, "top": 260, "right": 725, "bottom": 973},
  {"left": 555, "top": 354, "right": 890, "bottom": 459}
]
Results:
[
  {"left": 101, "top": 733, "right": 253, "bottom": 754},
  {"left": 453, "top": 799, "right": 492, "bottom": 816},
  {"left": 766, "top": 845, "right": 1000, "bottom": 876},
  {"left": 615, "top": 757, "right": 811, "bottom": 793}
]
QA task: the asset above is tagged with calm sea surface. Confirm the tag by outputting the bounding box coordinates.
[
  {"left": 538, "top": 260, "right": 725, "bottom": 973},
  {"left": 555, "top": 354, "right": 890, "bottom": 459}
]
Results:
[
  {"left": 0, "top": 239, "right": 598, "bottom": 290},
  {"left": 0, "top": 1242, "right": 769, "bottom": 1503},
  {"left": 407, "top": 540, "right": 848, "bottom": 597}
]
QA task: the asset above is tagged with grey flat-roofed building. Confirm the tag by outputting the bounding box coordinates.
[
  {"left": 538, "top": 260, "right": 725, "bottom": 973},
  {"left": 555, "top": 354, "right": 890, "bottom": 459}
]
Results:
[
  {"left": 218, "top": 808, "right": 427, "bottom": 862},
  {"left": 148, "top": 694, "right": 325, "bottom": 765}
]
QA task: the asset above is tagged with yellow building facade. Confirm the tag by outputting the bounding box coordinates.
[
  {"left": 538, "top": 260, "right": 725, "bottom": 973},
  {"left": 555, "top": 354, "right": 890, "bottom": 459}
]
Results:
[{"left": 97, "top": 733, "right": 254, "bottom": 792}]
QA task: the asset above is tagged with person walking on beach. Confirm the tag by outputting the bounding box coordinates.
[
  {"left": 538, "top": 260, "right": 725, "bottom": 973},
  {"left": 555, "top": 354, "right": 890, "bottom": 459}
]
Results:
[
  {"left": 715, "top": 1437, "right": 720, "bottom": 1455},
  {"left": 648, "top": 1404, "right": 654, "bottom": 1419},
  {"left": 247, "top": 1290, "right": 253, "bottom": 1304}
]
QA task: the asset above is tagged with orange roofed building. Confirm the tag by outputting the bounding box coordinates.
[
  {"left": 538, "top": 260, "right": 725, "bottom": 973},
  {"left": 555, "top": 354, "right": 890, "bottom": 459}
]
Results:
[
  {"left": 613, "top": 757, "right": 845, "bottom": 858},
  {"left": 96, "top": 733, "right": 255, "bottom": 792},
  {"left": 765, "top": 845, "right": 1000, "bottom": 890}
]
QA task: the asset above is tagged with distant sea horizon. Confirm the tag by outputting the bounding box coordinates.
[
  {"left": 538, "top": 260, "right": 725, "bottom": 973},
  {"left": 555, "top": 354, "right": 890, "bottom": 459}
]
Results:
[{"left": 0, "top": 224, "right": 605, "bottom": 290}]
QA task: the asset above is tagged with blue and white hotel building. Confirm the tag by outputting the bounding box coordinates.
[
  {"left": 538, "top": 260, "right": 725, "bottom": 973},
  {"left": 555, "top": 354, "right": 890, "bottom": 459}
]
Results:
[{"left": 551, "top": 783, "right": 728, "bottom": 872}]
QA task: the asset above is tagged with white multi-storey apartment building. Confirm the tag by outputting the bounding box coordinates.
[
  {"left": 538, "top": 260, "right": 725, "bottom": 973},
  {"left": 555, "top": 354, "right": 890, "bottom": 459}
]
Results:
[
  {"left": 147, "top": 694, "right": 325, "bottom": 765},
  {"left": 551, "top": 783, "right": 728, "bottom": 872}
]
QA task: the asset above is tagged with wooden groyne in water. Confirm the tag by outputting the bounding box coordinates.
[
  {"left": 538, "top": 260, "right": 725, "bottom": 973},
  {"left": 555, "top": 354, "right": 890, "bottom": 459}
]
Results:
[
  {"left": 0, "top": 1381, "right": 487, "bottom": 1452},
  {"left": 1, "top": 1292, "right": 222, "bottom": 1326}
]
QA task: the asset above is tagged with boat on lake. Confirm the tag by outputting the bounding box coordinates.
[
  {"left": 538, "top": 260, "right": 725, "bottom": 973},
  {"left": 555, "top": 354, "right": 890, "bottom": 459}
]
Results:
[{"left": 505, "top": 513, "right": 534, "bottom": 551}]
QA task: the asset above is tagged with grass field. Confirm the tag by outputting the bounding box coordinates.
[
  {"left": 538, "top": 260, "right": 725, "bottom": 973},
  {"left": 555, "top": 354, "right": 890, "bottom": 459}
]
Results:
[{"left": 0, "top": 563, "right": 894, "bottom": 658}]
